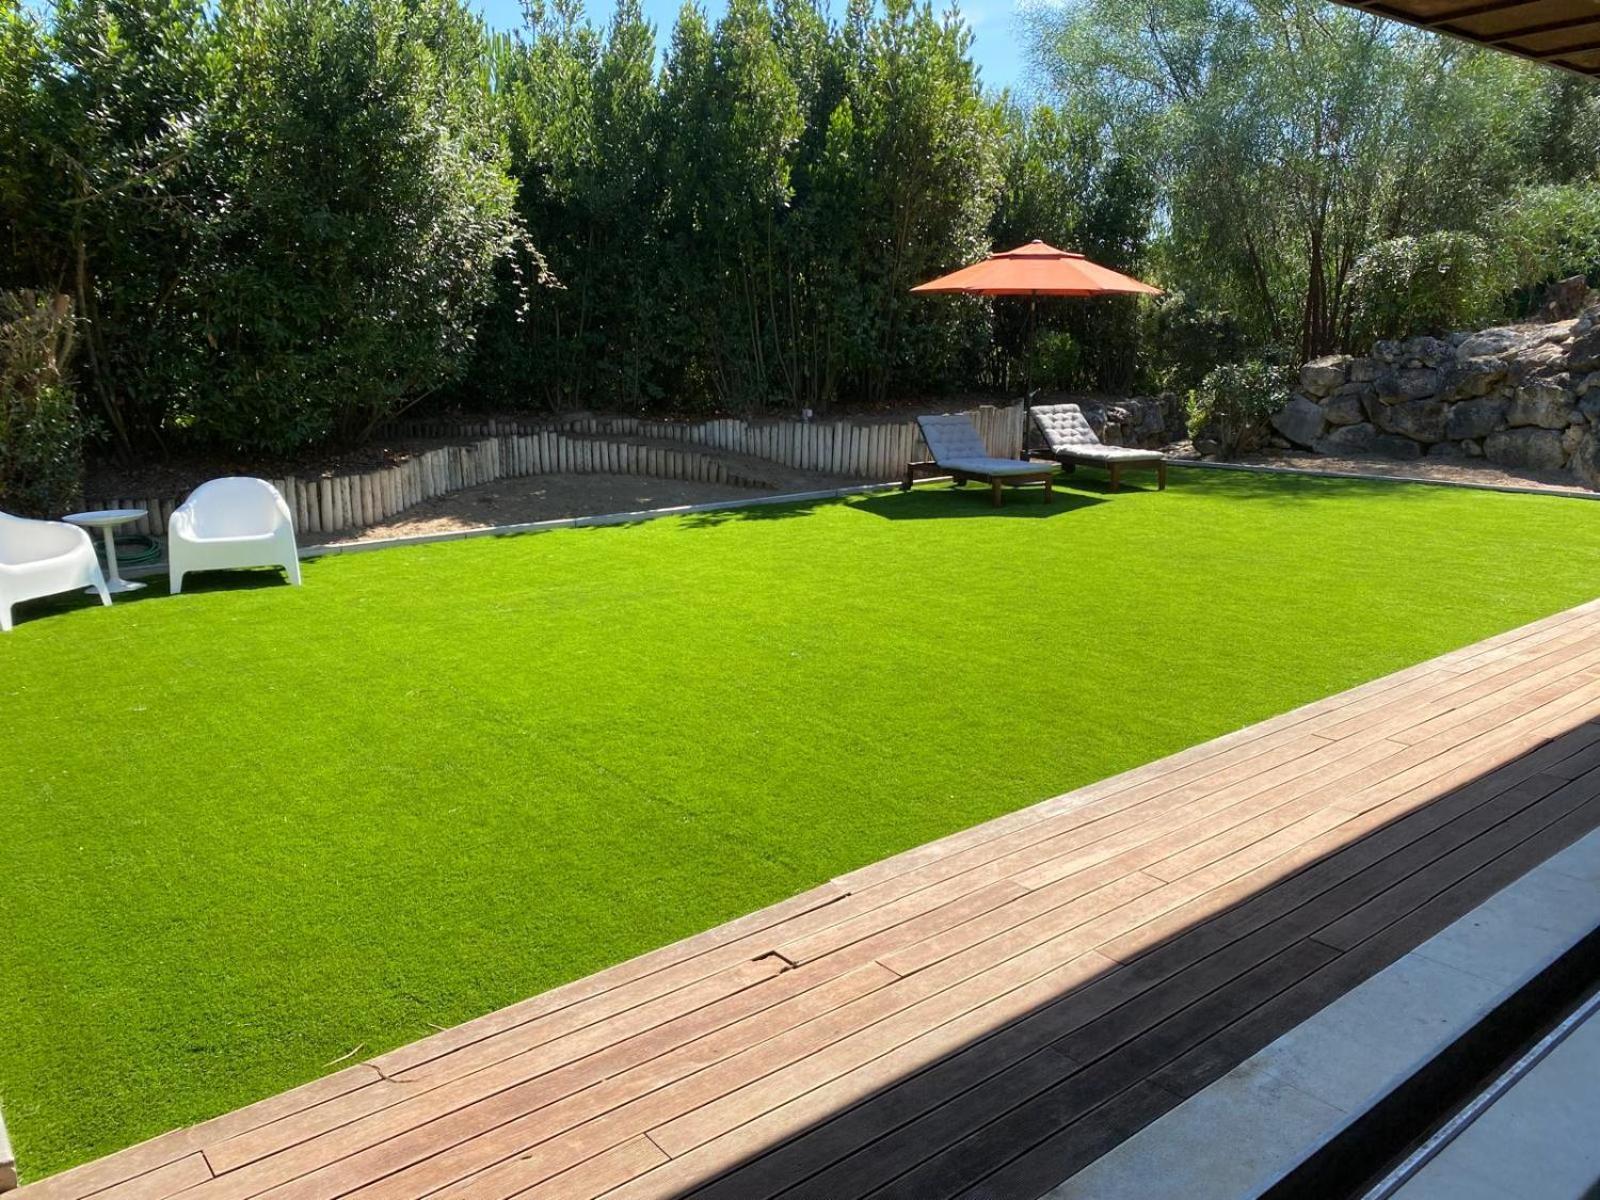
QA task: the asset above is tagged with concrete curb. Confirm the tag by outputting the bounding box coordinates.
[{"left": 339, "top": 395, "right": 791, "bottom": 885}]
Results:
[{"left": 117, "top": 478, "right": 914, "bottom": 578}]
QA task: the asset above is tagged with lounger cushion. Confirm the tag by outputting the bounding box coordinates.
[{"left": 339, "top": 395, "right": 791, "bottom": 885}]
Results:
[
  {"left": 917, "top": 413, "right": 993, "bottom": 463},
  {"left": 916, "top": 413, "right": 1055, "bottom": 477},
  {"left": 1031, "top": 403, "right": 1164, "bottom": 463},
  {"left": 942, "top": 457, "right": 1058, "bottom": 477}
]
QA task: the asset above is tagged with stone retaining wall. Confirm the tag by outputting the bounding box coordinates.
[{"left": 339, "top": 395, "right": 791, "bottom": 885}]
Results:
[{"left": 1270, "top": 303, "right": 1600, "bottom": 487}]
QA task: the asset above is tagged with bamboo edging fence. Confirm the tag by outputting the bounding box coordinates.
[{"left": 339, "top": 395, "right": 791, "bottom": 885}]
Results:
[{"left": 86, "top": 403, "right": 1023, "bottom": 538}]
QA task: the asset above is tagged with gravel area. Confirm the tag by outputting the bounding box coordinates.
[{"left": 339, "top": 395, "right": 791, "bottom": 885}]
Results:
[
  {"left": 1235, "top": 450, "right": 1593, "bottom": 495},
  {"left": 314, "top": 460, "right": 877, "bottom": 545}
]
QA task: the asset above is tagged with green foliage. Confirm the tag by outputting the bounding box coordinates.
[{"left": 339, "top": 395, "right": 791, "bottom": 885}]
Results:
[
  {"left": 187, "top": 0, "right": 520, "bottom": 452},
  {"left": 0, "top": 0, "right": 1137, "bottom": 450},
  {"left": 1, "top": 0, "right": 519, "bottom": 456},
  {"left": 466, "top": 0, "right": 1005, "bottom": 415},
  {"left": 1029, "top": 0, "right": 1573, "bottom": 364},
  {"left": 1489, "top": 183, "right": 1600, "bottom": 294},
  {"left": 1140, "top": 291, "right": 1253, "bottom": 394},
  {"left": 1188, "top": 358, "right": 1291, "bottom": 456},
  {"left": 0, "top": 0, "right": 212, "bottom": 456},
  {"left": 989, "top": 100, "right": 1155, "bottom": 393},
  {"left": 1348, "top": 231, "right": 1505, "bottom": 344},
  {"left": 7, "top": 473, "right": 1600, "bottom": 1175},
  {"left": 0, "top": 293, "right": 83, "bottom": 517}
]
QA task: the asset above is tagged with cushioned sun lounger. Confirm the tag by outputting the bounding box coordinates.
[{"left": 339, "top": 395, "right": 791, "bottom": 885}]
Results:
[
  {"left": 903, "top": 413, "right": 1058, "bottom": 507},
  {"left": 1029, "top": 403, "right": 1167, "bottom": 492}
]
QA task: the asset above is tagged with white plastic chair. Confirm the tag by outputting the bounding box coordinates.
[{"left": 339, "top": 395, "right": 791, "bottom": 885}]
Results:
[
  {"left": 168, "top": 477, "right": 302, "bottom": 594},
  {"left": 0, "top": 511, "right": 111, "bottom": 632}
]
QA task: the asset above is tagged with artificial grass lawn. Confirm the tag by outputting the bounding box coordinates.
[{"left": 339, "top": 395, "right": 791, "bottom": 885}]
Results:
[{"left": 4, "top": 468, "right": 1600, "bottom": 1177}]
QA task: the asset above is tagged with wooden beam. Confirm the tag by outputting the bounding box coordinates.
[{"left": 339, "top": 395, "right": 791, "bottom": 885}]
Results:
[
  {"left": 1530, "top": 34, "right": 1600, "bottom": 54},
  {"left": 1378, "top": 0, "right": 1546, "bottom": 26},
  {"left": 1488, "top": 11, "right": 1600, "bottom": 41}
]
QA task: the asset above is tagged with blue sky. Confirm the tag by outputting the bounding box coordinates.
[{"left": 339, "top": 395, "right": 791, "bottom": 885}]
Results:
[{"left": 470, "top": 0, "right": 1032, "bottom": 94}]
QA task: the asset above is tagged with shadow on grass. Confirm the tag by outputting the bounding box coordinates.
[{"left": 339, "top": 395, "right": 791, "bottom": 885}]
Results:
[
  {"left": 2, "top": 565, "right": 301, "bottom": 632},
  {"left": 852, "top": 484, "right": 1106, "bottom": 521}
]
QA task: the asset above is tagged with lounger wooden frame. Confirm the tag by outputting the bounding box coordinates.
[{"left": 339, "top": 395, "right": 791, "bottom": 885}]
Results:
[{"left": 901, "top": 459, "right": 1057, "bottom": 507}]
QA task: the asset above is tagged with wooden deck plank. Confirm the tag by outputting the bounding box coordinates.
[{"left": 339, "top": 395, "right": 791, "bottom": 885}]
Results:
[{"left": 20, "top": 602, "right": 1600, "bottom": 1200}]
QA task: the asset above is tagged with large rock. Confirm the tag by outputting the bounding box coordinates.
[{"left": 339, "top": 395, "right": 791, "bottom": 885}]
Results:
[
  {"left": 1507, "top": 381, "right": 1573, "bottom": 429},
  {"left": 1375, "top": 367, "right": 1439, "bottom": 403},
  {"left": 1445, "top": 395, "right": 1509, "bottom": 441},
  {"left": 1578, "top": 371, "right": 1600, "bottom": 397},
  {"left": 1375, "top": 397, "right": 1447, "bottom": 442},
  {"left": 1322, "top": 391, "right": 1365, "bottom": 426},
  {"left": 1534, "top": 275, "right": 1594, "bottom": 322},
  {"left": 1314, "top": 422, "right": 1376, "bottom": 456},
  {"left": 1570, "top": 325, "right": 1600, "bottom": 373},
  {"left": 1435, "top": 358, "right": 1506, "bottom": 402},
  {"left": 1373, "top": 434, "right": 1423, "bottom": 460},
  {"left": 1400, "top": 336, "right": 1452, "bottom": 368},
  {"left": 1572, "top": 432, "right": 1600, "bottom": 489},
  {"left": 1457, "top": 326, "right": 1533, "bottom": 359},
  {"left": 1510, "top": 340, "right": 1569, "bottom": 380},
  {"left": 1484, "top": 427, "right": 1567, "bottom": 473},
  {"left": 1270, "top": 395, "right": 1327, "bottom": 449},
  {"left": 1300, "top": 356, "right": 1351, "bottom": 397}
]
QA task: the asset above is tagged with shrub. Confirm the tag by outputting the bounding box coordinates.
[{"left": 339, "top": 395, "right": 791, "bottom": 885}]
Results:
[
  {"left": 1347, "top": 231, "right": 1506, "bottom": 345},
  {"left": 1187, "top": 359, "right": 1291, "bottom": 458},
  {"left": 1139, "top": 292, "right": 1251, "bottom": 395},
  {"left": 0, "top": 292, "right": 83, "bottom": 518},
  {"left": 185, "top": 0, "right": 520, "bottom": 454},
  {"left": 1489, "top": 182, "right": 1600, "bottom": 294}
]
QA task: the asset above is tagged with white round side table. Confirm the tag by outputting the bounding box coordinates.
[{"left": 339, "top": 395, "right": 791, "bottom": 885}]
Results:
[{"left": 62, "top": 508, "right": 148, "bottom": 594}]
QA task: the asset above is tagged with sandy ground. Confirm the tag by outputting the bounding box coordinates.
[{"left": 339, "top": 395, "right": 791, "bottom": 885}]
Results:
[
  {"left": 1233, "top": 449, "right": 1593, "bottom": 496},
  {"left": 313, "top": 459, "right": 878, "bottom": 546}
]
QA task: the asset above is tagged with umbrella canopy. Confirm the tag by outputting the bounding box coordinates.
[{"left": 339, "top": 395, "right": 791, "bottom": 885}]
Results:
[{"left": 911, "top": 240, "right": 1161, "bottom": 298}]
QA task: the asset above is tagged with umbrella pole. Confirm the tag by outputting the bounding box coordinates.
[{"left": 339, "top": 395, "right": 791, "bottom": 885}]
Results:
[{"left": 1022, "top": 293, "right": 1038, "bottom": 459}]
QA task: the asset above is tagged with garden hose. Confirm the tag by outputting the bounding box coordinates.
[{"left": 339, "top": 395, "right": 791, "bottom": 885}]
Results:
[{"left": 112, "top": 533, "right": 163, "bottom": 566}]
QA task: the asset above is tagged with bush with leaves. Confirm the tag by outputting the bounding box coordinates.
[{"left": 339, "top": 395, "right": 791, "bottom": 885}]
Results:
[
  {"left": 0, "top": 293, "right": 84, "bottom": 517},
  {"left": 1347, "top": 231, "right": 1505, "bottom": 345},
  {"left": 1187, "top": 359, "right": 1291, "bottom": 458},
  {"left": 182, "top": 0, "right": 520, "bottom": 453},
  {"left": 1490, "top": 183, "right": 1600, "bottom": 296},
  {"left": 1139, "top": 292, "right": 1252, "bottom": 395}
]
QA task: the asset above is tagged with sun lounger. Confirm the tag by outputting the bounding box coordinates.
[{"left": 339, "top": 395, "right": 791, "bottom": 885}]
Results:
[
  {"left": 1028, "top": 403, "right": 1166, "bottom": 492},
  {"left": 903, "top": 414, "right": 1058, "bottom": 507}
]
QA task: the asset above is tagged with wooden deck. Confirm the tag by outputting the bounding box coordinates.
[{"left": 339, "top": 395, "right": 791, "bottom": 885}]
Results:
[{"left": 22, "top": 599, "right": 1600, "bottom": 1200}]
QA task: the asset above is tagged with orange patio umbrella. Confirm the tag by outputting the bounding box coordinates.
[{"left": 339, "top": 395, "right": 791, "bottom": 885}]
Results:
[{"left": 912, "top": 240, "right": 1162, "bottom": 447}]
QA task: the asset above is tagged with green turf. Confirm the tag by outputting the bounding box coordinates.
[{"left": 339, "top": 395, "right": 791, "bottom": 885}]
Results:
[{"left": 3, "top": 468, "right": 1600, "bottom": 1177}]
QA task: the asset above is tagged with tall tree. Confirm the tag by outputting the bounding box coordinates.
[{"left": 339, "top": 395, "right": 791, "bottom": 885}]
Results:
[
  {"left": 1029, "top": 0, "right": 1548, "bottom": 361},
  {"left": 190, "top": 0, "right": 520, "bottom": 451}
]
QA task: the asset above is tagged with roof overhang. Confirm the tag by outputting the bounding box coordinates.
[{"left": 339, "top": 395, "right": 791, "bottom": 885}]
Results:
[{"left": 1339, "top": 0, "right": 1600, "bottom": 76}]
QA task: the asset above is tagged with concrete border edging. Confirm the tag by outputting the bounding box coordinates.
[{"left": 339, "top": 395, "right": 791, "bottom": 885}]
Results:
[
  {"left": 1042, "top": 821, "right": 1600, "bottom": 1200},
  {"left": 116, "top": 478, "right": 916, "bottom": 578}
]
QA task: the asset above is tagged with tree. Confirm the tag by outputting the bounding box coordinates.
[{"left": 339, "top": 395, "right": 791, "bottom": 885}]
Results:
[
  {"left": 1, "top": 0, "right": 211, "bottom": 456},
  {"left": 990, "top": 99, "right": 1155, "bottom": 391},
  {"left": 1029, "top": 0, "right": 1549, "bottom": 362},
  {"left": 189, "top": 0, "right": 520, "bottom": 451}
]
